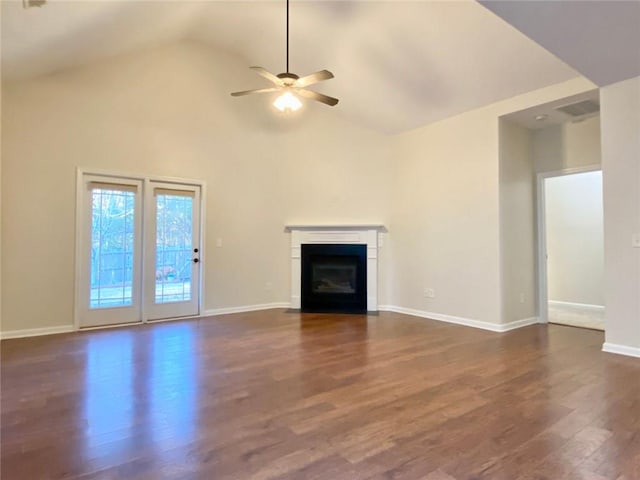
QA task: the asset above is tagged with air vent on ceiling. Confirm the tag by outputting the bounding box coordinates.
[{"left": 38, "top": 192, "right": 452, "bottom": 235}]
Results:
[
  {"left": 23, "top": 0, "right": 46, "bottom": 8},
  {"left": 555, "top": 100, "right": 600, "bottom": 117}
]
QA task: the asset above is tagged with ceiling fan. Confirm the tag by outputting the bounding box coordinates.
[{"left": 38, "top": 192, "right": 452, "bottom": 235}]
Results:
[{"left": 231, "top": 0, "right": 338, "bottom": 112}]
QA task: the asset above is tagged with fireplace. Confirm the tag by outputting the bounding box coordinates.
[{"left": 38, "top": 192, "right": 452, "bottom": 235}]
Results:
[
  {"left": 285, "top": 224, "right": 385, "bottom": 312},
  {"left": 301, "top": 244, "right": 367, "bottom": 313}
]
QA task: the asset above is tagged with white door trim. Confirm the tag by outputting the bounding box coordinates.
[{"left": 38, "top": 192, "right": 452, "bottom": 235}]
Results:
[
  {"left": 74, "top": 168, "right": 206, "bottom": 330},
  {"left": 536, "top": 164, "right": 601, "bottom": 324}
]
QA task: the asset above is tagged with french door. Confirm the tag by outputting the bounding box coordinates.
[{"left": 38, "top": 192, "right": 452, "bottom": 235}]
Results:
[
  {"left": 78, "top": 177, "right": 143, "bottom": 327},
  {"left": 144, "top": 183, "right": 201, "bottom": 320},
  {"left": 77, "top": 173, "right": 202, "bottom": 328}
]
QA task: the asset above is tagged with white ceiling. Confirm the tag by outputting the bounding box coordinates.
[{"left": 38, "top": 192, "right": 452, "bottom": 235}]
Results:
[
  {"left": 481, "top": 0, "right": 640, "bottom": 87},
  {"left": 502, "top": 89, "right": 599, "bottom": 130},
  {"left": 1, "top": 1, "right": 631, "bottom": 134}
]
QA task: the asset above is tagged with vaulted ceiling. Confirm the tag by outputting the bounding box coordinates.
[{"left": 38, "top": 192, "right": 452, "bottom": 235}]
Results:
[{"left": 2, "top": 1, "right": 639, "bottom": 134}]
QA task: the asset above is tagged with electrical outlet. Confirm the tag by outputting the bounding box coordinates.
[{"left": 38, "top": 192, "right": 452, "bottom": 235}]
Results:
[
  {"left": 519, "top": 293, "right": 525, "bottom": 304},
  {"left": 265, "top": 282, "right": 272, "bottom": 291},
  {"left": 425, "top": 288, "right": 435, "bottom": 299},
  {"left": 216, "top": 238, "right": 223, "bottom": 248}
]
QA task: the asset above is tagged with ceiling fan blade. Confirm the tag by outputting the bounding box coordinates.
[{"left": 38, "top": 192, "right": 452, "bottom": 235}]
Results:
[
  {"left": 297, "top": 89, "right": 339, "bottom": 107},
  {"left": 295, "top": 70, "right": 334, "bottom": 88},
  {"left": 250, "top": 66, "right": 284, "bottom": 86},
  {"left": 231, "top": 87, "right": 279, "bottom": 97}
]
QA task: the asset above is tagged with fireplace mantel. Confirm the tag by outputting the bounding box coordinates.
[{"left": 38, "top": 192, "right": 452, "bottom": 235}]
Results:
[
  {"left": 285, "top": 224, "right": 386, "bottom": 312},
  {"left": 285, "top": 224, "right": 387, "bottom": 232}
]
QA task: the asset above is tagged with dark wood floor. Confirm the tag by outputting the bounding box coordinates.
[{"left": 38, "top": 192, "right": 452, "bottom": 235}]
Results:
[{"left": 1, "top": 310, "right": 639, "bottom": 480}]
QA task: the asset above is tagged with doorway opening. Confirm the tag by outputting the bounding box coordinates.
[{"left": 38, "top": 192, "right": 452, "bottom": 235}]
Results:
[{"left": 538, "top": 168, "right": 604, "bottom": 330}]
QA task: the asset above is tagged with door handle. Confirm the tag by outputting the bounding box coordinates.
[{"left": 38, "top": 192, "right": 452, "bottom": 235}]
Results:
[{"left": 193, "top": 258, "right": 199, "bottom": 263}]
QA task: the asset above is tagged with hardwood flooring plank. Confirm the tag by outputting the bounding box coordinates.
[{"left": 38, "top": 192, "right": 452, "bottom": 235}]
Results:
[{"left": 1, "top": 310, "right": 639, "bottom": 479}]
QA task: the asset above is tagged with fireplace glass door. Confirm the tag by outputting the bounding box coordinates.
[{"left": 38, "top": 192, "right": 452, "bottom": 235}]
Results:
[
  {"left": 312, "top": 259, "right": 357, "bottom": 294},
  {"left": 301, "top": 244, "right": 367, "bottom": 313}
]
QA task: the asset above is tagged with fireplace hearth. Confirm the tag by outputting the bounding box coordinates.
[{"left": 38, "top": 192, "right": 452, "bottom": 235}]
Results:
[{"left": 301, "top": 244, "right": 367, "bottom": 313}]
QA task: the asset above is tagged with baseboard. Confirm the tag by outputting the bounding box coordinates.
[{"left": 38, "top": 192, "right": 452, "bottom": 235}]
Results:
[
  {"left": 1, "top": 303, "right": 291, "bottom": 339},
  {"left": 602, "top": 342, "right": 640, "bottom": 358},
  {"left": 203, "top": 302, "right": 291, "bottom": 317},
  {"left": 0, "top": 305, "right": 541, "bottom": 339},
  {"left": 499, "top": 316, "right": 542, "bottom": 331},
  {"left": 549, "top": 300, "right": 605, "bottom": 312},
  {"left": 378, "top": 305, "right": 539, "bottom": 333},
  {"left": 0, "top": 325, "right": 74, "bottom": 340}
]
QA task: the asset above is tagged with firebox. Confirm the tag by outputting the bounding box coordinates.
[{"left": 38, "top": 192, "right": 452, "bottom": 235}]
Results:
[{"left": 301, "top": 244, "right": 367, "bottom": 313}]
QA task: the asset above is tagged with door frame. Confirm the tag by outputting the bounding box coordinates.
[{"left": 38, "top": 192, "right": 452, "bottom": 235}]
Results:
[
  {"left": 74, "top": 168, "right": 206, "bottom": 330},
  {"left": 536, "top": 164, "right": 601, "bottom": 324}
]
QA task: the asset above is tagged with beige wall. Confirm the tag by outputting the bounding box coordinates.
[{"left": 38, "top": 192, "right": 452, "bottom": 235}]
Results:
[
  {"left": 545, "top": 171, "right": 604, "bottom": 306},
  {"left": 564, "top": 117, "right": 602, "bottom": 168},
  {"left": 0, "top": 36, "right": 599, "bottom": 335},
  {"left": 0, "top": 5, "right": 3, "bottom": 333},
  {"left": 388, "top": 77, "right": 595, "bottom": 326},
  {"left": 532, "top": 115, "right": 601, "bottom": 174},
  {"left": 600, "top": 76, "right": 640, "bottom": 352},
  {"left": 1, "top": 41, "right": 393, "bottom": 332},
  {"left": 499, "top": 120, "right": 536, "bottom": 323},
  {"left": 389, "top": 106, "right": 502, "bottom": 324}
]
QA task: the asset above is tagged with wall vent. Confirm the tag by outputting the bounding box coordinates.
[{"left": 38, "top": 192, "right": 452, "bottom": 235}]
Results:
[{"left": 554, "top": 100, "right": 600, "bottom": 117}]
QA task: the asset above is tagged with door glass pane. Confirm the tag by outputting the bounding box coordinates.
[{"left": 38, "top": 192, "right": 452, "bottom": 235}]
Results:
[
  {"left": 90, "top": 189, "right": 135, "bottom": 308},
  {"left": 155, "top": 194, "right": 193, "bottom": 304}
]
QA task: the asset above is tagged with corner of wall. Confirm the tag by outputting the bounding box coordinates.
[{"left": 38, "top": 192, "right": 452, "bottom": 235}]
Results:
[
  {"left": 600, "top": 76, "right": 640, "bottom": 353},
  {"left": 498, "top": 119, "right": 537, "bottom": 325}
]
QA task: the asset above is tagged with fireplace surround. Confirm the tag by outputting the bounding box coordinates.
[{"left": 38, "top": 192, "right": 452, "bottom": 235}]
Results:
[{"left": 285, "top": 225, "right": 385, "bottom": 312}]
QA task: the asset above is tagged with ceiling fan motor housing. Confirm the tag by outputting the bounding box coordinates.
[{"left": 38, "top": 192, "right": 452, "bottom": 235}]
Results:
[{"left": 277, "top": 72, "right": 300, "bottom": 86}]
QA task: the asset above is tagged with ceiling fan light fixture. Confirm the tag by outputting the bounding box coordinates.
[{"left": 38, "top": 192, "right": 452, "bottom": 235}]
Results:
[
  {"left": 274, "top": 91, "right": 302, "bottom": 112},
  {"left": 230, "top": 0, "right": 338, "bottom": 109}
]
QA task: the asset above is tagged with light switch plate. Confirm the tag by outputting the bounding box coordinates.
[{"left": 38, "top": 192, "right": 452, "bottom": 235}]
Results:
[{"left": 633, "top": 233, "right": 640, "bottom": 248}]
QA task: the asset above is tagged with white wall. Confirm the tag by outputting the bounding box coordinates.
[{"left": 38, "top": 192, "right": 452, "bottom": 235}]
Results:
[
  {"left": 545, "top": 171, "right": 604, "bottom": 306},
  {"left": 1, "top": 41, "right": 393, "bottom": 332},
  {"left": 600, "top": 76, "right": 640, "bottom": 354},
  {"left": 499, "top": 120, "right": 536, "bottom": 323}
]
